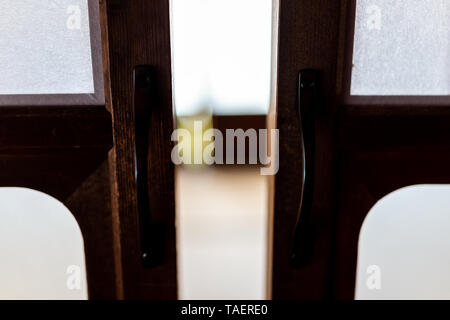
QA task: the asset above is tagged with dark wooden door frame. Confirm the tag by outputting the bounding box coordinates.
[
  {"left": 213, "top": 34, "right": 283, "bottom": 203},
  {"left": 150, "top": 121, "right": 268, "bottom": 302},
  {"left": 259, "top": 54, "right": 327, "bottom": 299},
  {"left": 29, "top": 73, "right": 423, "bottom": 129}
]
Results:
[
  {"left": 273, "top": 0, "right": 450, "bottom": 300},
  {"left": 332, "top": 0, "right": 450, "bottom": 298},
  {"left": 273, "top": 0, "right": 343, "bottom": 299},
  {"left": 0, "top": 0, "right": 177, "bottom": 300},
  {"left": 0, "top": 0, "right": 117, "bottom": 299},
  {"left": 102, "top": 0, "right": 177, "bottom": 299}
]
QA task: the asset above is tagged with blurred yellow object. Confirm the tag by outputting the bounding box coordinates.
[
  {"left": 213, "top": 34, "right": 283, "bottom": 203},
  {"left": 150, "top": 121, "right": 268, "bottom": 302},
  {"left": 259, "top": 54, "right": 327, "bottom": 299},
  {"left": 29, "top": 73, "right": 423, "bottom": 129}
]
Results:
[{"left": 176, "top": 112, "right": 213, "bottom": 167}]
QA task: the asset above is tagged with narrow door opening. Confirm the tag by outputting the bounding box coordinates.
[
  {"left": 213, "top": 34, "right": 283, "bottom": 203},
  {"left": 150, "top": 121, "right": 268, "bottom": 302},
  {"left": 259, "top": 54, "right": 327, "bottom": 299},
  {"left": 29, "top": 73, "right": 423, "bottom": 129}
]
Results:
[{"left": 170, "top": 0, "right": 278, "bottom": 299}]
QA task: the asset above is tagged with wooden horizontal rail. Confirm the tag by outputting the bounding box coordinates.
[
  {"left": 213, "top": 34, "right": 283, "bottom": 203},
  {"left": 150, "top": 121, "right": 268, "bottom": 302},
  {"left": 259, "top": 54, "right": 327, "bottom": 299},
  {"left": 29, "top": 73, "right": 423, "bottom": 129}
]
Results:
[
  {"left": 336, "top": 105, "right": 450, "bottom": 151},
  {"left": 0, "top": 105, "right": 112, "bottom": 152}
]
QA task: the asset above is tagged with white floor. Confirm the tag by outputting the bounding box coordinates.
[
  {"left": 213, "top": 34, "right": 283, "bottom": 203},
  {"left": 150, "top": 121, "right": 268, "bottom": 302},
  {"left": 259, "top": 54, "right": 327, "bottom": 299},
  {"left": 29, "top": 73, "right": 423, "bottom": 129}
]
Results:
[{"left": 176, "top": 166, "right": 269, "bottom": 300}]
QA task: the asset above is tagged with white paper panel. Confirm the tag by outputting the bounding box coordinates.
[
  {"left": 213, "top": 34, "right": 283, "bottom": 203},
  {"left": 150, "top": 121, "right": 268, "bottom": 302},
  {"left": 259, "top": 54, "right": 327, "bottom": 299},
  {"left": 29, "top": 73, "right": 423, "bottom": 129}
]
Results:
[
  {"left": 0, "top": 0, "right": 94, "bottom": 95},
  {"left": 356, "top": 185, "right": 450, "bottom": 300},
  {"left": 351, "top": 0, "right": 450, "bottom": 95},
  {"left": 0, "top": 188, "right": 87, "bottom": 300}
]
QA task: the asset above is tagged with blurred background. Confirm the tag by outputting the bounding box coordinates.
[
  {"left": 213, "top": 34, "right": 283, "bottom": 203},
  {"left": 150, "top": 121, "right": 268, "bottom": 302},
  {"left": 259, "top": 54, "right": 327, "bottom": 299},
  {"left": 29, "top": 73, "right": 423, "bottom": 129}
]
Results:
[{"left": 171, "top": 0, "right": 274, "bottom": 299}]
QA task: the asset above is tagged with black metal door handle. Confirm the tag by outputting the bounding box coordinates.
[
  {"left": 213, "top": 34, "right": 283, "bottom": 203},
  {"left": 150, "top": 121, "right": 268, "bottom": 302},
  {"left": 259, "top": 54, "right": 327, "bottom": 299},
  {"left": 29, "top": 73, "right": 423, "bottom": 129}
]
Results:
[
  {"left": 134, "top": 65, "right": 164, "bottom": 268},
  {"left": 290, "top": 69, "right": 319, "bottom": 268}
]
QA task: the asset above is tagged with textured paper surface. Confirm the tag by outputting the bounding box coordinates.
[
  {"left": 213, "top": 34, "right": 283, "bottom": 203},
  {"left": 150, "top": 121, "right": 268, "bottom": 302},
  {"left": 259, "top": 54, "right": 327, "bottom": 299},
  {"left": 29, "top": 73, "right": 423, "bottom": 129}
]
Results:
[
  {"left": 351, "top": 0, "right": 450, "bottom": 95},
  {"left": 0, "top": 188, "right": 87, "bottom": 300},
  {"left": 0, "top": 0, "right": 94, "bottom": 95}
]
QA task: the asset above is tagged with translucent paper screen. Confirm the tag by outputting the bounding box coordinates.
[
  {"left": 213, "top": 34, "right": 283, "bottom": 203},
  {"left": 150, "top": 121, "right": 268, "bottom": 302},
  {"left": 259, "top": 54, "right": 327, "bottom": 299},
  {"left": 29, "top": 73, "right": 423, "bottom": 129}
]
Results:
[
  {"left": 0, "top": 188, "right": 87, "bottom": 300},
  {"left": 351, "top": 0, "right": 450, "bottom": 95},
  {"left": 356, "top": 185, "right": 450, "bottom": 299},
  {"left": 171, "top": 0, "right": 273, "bottom": 115},
  {"left": 0, "top": 0, "right": 95, "bottom": 95}
]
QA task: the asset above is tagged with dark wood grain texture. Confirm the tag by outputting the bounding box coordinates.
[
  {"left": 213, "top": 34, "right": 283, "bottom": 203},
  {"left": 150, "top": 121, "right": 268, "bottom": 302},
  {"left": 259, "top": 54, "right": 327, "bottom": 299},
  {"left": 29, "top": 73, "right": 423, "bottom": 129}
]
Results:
[
  {"left": 272, "top": 0, "right": 344, "bottom": 299},
  {"left": 66, "top": 159, "right": 118, "bottom": 299},
  {"left": 101, "top": 0, "right": 176, "bottom": 299},
  {"left": 0, "top": 106, "right": 111, "bottom": 151}
]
